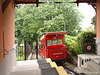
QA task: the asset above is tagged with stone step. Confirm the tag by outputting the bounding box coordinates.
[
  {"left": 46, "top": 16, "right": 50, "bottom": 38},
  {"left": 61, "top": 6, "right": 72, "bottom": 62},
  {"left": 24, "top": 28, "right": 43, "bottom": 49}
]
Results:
[
  {"left": 39, "top": 63, "right": 51, "bottom": 69},
  {"left": 38, "top": 59, "right": 47, "bottom": 64},
  {"left": 41, "top": 67, "right": 59, "bottom": 75}
]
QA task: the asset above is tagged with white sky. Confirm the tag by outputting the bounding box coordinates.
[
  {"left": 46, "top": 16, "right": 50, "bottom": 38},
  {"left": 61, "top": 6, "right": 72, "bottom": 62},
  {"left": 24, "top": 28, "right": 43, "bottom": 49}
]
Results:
[{"left": 78, "top": 3, "right": 96, "bottom": 30}]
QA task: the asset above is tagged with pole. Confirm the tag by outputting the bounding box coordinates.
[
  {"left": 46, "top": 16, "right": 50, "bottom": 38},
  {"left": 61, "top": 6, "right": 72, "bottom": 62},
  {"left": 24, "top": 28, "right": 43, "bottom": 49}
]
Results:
[
  {"left": 36, "top": 39, "right": 38, "bottom": 59},
  {"left": 24, "top": 40, "right": 27, "bottom": 60},
  {"left": 46, "top": 39, "right": 47, "bottom": 58},
  {"left": 16, "top": 39, "right": 18, "bottom": 59}
]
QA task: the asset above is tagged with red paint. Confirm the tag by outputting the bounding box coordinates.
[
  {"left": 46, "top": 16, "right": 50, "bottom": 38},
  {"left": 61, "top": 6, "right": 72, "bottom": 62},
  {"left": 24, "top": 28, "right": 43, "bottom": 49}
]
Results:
[{"left": 40, "top": 32, "right": 68, "bottom": 60}]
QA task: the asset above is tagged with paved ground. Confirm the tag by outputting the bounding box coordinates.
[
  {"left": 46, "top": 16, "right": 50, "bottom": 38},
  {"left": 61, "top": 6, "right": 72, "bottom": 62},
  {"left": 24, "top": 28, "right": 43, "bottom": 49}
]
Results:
[{"left": 28, "top": 50, "right": 43, "bottom": 60}]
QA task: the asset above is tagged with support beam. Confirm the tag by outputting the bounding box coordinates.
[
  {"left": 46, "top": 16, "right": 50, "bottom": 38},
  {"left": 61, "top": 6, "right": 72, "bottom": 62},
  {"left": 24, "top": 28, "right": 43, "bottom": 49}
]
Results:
[
  {"left": 14, "top": 0, "right": 17, "bottom": 3},
  {"left": 2, "top": 0, "right": 11, "bottom": 13},
  {"left": 92, "top": 4, "right": 96, "bottom": 12},
  {"left": 36, "top": 0, "right": 39, "bottom": 7},
  {"left": 75, "top": 0, "right": 96, "bottom": 5},
  {"left": 15, "top": 1, "right": 43, "bottom": 4},
  {"left": 76, "top": 0, "right": 79, "bottom": 6},
  {"left": 96, "top": 0, "right": 100, "bottom": 38}
]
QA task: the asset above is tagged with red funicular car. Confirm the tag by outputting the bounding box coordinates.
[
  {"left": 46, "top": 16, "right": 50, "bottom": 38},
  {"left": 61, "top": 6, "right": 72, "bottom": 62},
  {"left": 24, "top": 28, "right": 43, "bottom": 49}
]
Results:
[{"left": 39, "top": 32, "right": 68, "bottom": 61}]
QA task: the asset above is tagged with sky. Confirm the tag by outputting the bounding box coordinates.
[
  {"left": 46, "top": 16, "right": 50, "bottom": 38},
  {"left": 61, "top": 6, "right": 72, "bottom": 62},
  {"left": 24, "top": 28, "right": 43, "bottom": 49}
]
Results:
[{"left": 78, "top": 3, "right": 96, "bottom": 30}]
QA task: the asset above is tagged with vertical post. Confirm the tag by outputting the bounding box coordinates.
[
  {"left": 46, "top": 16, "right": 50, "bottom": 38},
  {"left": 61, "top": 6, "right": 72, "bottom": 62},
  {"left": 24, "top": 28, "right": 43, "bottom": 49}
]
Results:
[
  {"left": 97, "top": 0, "right": 100, "bottom": 38},
  {"left": 36, "top": 39, "right": 38, "bottom": 59},
  {"left": 24, "top": 41, "right": 27, "bottom": 60},
  {"left": 17, "top": 39, "right": 18, "bottom": 58},
  {"left": 96, "top": 0, "right": 100, "bottom": 56},
  {"left": 46, "top": 39, "right": 47, "bottom": 58},
  {"left": 64, "top": 22, "right": 66, "bottom": 32},
  {"left": 36, "top": 0, "right": 39, "bottom": 7}
]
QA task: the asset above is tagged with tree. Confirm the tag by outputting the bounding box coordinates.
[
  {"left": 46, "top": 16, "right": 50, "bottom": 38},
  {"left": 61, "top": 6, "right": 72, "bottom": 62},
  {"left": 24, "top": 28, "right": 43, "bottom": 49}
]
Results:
[
  {"left": 15, "top": 5, "right": 40, "bottom": 48},
  {"left": 91, "top": 15, "right": 96, "bottom": 30},
  {"left": 37, "top": 2, "right": 83, "bottom": 35},
  {"left": 15, "top": 0, "right": 83, "bottom": 48}
]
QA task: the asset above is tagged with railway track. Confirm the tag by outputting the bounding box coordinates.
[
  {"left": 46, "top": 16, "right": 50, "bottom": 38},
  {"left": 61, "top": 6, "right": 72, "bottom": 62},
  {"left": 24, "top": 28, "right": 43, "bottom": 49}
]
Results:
[{"left": 55, "top": 61, "right": 86, "bottom": 75}]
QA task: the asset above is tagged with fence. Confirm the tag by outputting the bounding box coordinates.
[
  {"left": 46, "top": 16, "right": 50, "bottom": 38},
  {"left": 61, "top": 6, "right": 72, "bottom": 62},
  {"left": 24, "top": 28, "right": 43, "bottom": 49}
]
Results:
[{"left": 15, "top": 39, "right": 31, "bottom": 61}]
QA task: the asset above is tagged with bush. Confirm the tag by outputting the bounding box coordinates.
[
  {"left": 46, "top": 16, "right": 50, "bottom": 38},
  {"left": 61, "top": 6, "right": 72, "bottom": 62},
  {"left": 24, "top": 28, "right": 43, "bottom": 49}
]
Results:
[
  {"left": 75, "top": 31, "right": 96, "bottom": 55},
  {"left": 65, "top": 31, "right": 96, "bottom": 56},
  {"left": 65, "top": 35, "right": 77, "bottom": 55}
]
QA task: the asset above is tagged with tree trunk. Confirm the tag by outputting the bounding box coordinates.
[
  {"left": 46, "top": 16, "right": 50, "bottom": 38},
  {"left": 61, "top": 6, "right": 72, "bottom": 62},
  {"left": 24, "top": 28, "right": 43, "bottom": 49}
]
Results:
[{"left": 29, "top": 42, "right": 33, "bottom": 51}]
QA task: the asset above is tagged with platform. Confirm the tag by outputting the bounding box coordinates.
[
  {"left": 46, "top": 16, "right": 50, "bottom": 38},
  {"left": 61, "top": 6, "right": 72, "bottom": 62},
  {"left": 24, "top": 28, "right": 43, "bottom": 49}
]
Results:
[
  {"left": 9, "top": 58, "right": 70, "bottom": 75},
  {"left": 77, "top": 54, "right": 100, "bottom": 75}
]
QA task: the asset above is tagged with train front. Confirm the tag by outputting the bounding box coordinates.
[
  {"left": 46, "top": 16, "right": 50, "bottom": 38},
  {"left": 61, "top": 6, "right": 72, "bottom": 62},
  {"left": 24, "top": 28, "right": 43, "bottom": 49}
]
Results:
[{"left": 40, "top": 32, "right": 68, "bottom": 61}]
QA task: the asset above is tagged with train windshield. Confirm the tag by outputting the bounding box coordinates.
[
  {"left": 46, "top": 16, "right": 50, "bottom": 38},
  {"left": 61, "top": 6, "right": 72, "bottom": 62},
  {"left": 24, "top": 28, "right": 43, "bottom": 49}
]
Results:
[
  {"left": 58, "top": 39, "right": 62, "bottom": 45},
  {"left": 47, "top": 40, "right": 51, "bottom": 46},
  {"left": 47, "top": 39, "right": 63, "bottom": 46},
  {"left": 53, "top": 40, "right": 57, "bottom": 45}
]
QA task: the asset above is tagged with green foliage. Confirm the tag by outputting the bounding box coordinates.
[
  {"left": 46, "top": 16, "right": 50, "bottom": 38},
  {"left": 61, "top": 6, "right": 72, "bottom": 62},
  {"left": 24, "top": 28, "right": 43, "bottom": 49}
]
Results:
[
  {"left": 65, "top": 31, "right": 96, "bottom": 56},
  {"left": 15, "top": 0, "right": 84, "bottom": 44},
  {"left": 77, "top": 31, "right": 96, "bottom": 44},
  {"left": 65, "top": 35, "right": 77, "bottom": 55},
  {"left": 17, "top": 55, "right": 25, "bottom": 61},
  {"left": 16, "top": 45, "right": 26, "bottom": 61},
  {"left": 91, "top": 15, "right": 96, "bottom": 30},
  {"left": 75, "top": 31, "right": 96, "bottom": 55}
]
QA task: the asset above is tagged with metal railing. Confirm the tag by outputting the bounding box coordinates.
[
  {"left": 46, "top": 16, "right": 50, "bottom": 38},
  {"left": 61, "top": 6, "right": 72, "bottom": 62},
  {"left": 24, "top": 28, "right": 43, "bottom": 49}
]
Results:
[{"left": 0, "top": 47, "right": 16, "bottom": 56}]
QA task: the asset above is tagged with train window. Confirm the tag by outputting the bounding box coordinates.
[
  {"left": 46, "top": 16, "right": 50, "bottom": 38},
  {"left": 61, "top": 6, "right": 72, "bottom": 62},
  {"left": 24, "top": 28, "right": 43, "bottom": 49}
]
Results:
[
  {"left": 53, "top": 40, "right": 57, "bottom": 45},
  {"left": 47, "top": 40, "right": 51, "bottom": 46},
  {"left": 58, "top": 39, "right": 62, "bottom": 45}
]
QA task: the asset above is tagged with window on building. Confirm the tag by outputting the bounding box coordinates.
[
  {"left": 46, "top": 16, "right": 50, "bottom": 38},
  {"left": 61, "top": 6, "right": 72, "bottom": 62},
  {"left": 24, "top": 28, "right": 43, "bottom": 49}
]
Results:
[
  {"left": 47, "top": 40, "right": 51, "bottom": 46},
  {"left": 58, "top": 39, "right": 62, "bottom": 45},
  {"left": 53, "top": 40, "right": 57, "bottom": 45}
]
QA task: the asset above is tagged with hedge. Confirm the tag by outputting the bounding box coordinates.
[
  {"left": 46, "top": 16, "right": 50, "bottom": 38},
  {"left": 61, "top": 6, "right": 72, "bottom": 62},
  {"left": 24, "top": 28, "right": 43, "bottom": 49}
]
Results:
[{"left": 65, "top": 31, "right": 96, "bottom": 56}]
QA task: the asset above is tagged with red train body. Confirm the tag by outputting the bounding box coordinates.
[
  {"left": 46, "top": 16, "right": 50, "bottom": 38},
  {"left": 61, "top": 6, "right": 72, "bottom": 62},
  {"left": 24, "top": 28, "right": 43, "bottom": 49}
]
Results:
[{"left": 39, "top": 32, "right": 68, "bottom": 60}]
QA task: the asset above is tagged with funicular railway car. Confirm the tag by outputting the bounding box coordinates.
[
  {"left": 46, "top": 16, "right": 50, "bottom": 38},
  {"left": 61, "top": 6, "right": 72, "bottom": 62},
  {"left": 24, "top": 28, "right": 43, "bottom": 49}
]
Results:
[{"left": 39, "top": 32, "right": 68, "bottom": 61}]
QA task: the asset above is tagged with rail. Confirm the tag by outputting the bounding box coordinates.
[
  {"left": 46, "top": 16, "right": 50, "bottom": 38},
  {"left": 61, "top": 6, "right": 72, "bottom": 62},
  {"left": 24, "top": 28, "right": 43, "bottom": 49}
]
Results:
[
  {"left": 63, "top": 66, "right": 86, "bottom": 75},
  {"left": 0, "top": 49, "right": 9, "bottom": 54},
  {"left": 0, "top": 48, "right": 16, "bottom": 55}
]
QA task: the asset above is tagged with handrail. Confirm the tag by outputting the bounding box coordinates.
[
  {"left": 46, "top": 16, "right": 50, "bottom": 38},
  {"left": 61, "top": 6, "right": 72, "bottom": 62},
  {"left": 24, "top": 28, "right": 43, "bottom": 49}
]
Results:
[
  {"left": 0, "top": 48, "right": 16, "bottom": 55},
  {"left": 0, "top": 49, "right": 9, "bottom": 54}
]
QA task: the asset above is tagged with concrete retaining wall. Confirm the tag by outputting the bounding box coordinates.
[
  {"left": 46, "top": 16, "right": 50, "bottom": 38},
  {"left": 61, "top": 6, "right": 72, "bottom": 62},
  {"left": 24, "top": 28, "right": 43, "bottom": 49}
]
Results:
[
  {"left": 95, "top": 38, "right": 100, "bottom": 56},
  {"left": 0, "top": 44, "right": 17, "bottom": 75}
]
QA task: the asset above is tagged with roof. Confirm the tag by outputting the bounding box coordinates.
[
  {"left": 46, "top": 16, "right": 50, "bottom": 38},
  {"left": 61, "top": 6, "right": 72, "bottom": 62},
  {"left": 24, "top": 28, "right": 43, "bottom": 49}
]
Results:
[
  {"left": 76, "top": 0, "right": 96, "bottom": 3},
  {"left": 45, "top": 32, "right": 68, "bottom": 37},
  {"left": 15, "top": 0, "right": 37, "bottom": 4},
  {"left": 15, "top": 0, "right": 96, "bottom": 4},
  {"left": 15, "top": 0, "right": 96, "bottom": 5},
  {"left": 40, "top": 32, "right": 68, "bottom": 40},
  {"left": 15, "top": 0, "right": 40, "bottom": 7}
]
